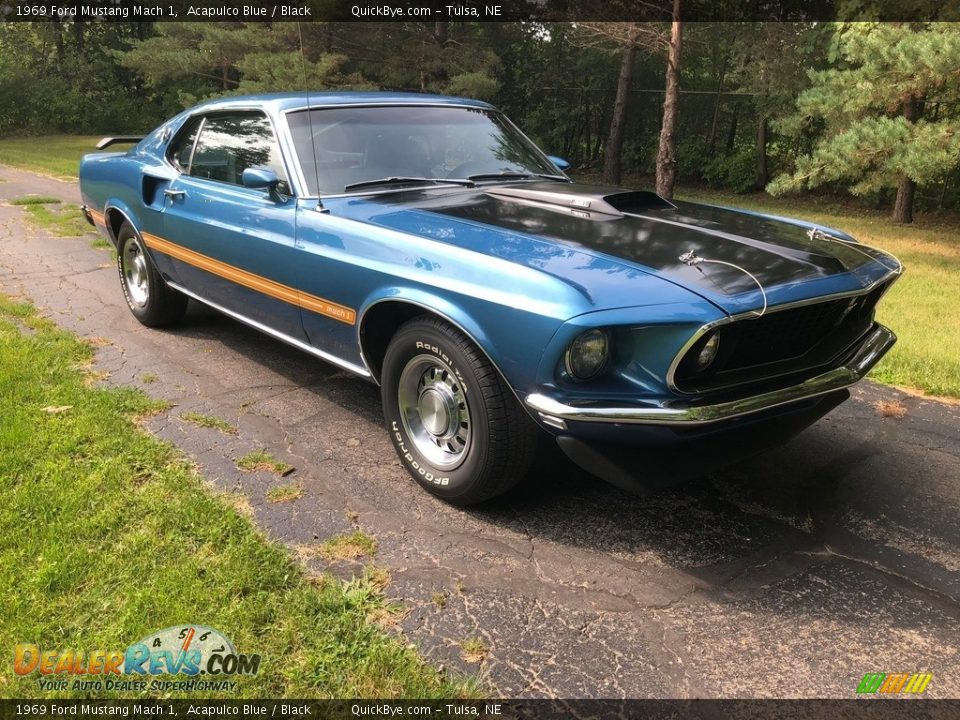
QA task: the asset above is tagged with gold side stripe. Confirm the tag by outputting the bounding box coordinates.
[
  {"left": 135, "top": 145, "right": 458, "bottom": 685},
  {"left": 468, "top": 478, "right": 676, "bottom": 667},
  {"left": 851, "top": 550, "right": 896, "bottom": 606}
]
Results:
[{"left": 141, "top": 232, "right": 356, "bottom": 325}]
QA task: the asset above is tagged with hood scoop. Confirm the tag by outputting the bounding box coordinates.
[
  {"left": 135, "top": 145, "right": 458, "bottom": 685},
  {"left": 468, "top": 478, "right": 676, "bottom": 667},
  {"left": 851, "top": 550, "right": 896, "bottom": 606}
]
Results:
[{"left": 485, "top": 183, "right": 675, "bottom": 219}]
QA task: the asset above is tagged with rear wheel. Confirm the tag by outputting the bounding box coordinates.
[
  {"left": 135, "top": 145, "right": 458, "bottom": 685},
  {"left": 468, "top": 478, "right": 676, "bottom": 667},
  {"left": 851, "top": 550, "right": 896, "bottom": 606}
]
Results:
[
  {"left": 116, "top": 221, "right": 187, "bottom": 327},
  {"left": 381, "top": 317, "right": 539, "bottom": 505}
]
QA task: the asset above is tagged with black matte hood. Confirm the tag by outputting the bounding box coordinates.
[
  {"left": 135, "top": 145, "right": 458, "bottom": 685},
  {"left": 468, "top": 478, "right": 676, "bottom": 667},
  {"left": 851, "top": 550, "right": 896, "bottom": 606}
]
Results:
[
  {"left": 438, "top": 182, "right": 892, "bottom": 293},
  {"left": 348, "top": 181, "right": 898, "bottom": 315}
]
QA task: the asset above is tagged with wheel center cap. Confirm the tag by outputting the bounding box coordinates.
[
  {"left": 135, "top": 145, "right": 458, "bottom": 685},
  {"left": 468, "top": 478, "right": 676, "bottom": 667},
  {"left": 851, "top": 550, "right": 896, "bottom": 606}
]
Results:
[{"left": 419, "top": 387, "right": 454, "bottom": 437}]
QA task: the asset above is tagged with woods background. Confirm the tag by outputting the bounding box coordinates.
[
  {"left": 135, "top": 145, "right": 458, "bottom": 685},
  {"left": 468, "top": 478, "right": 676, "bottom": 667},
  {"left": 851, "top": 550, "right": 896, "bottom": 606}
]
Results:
[{"left": 1, "top": 20, "right": 958, "bottom": 223}]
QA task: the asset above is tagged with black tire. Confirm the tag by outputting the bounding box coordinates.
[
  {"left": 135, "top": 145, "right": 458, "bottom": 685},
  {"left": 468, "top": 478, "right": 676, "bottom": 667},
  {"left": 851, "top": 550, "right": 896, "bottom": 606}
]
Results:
[
  {"left": 116, "top": 221, "right": 187, "bottom": 327},
  {"left": 381, "top": 317, "right": 540, "bottom": 505}
]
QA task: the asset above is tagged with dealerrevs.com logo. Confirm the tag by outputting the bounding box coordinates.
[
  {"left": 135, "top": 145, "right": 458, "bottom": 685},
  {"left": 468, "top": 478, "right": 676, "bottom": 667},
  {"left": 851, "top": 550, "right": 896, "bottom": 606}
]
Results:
[
  {"left": 14, "top": 625, "right": 260, "bottom": 693},
  {"left": 856, "top": 672, "right": 933, "bottom": 695}
]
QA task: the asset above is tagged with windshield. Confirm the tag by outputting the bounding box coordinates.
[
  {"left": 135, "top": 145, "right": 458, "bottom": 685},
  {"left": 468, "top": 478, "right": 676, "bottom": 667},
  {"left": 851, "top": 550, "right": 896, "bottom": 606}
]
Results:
[{"left": 287, "top": 105, "right": 561, "bottom": 195}]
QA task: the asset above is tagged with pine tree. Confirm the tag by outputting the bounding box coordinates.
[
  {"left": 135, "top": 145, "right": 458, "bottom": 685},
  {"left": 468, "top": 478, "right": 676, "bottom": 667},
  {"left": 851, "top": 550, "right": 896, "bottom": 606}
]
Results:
[{"left": 768, "top": 22, "right": 960, "bottom": 223}]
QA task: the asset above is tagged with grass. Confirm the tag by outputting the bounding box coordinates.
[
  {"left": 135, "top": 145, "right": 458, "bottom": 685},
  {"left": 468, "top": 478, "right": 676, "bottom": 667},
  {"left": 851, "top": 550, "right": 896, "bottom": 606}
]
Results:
[
  {"left": 317, "top": 531, "right": 378, "bottom": 561},
  {"left": 0, "top": 293, "right": 475, "bottom": 699},
  {"left": 671, "top": 188, "right": 960, "bottom": 399},
  {"left": 0, "top": 135, "right": 129, "bottom": 179},
  {"left": 236, "top": 449, "right": 293, "bottom": 475},
  {"left": 180, "top": 410, "right": 238, "bottom": 436},
  {"left": 459, "top": 638, "right": 488, "bottom": 664},
  {"left": 9, "top": 195, "right": 62, "bottom": 205},
  {"left": 266, "top": 483, "right": 304, "bottom": 503},
  {"left": 10, "top": 195, "right": 91, "bottom": 238},
  {"left": 874, "top": 399, "right": 908, "bottom": 419}
]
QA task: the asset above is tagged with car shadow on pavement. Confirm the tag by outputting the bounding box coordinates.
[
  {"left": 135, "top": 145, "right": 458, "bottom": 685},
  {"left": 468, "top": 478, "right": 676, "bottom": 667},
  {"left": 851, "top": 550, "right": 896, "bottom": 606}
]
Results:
[{"left": 163, "top": 302, "right": 960, "bottom": 607}]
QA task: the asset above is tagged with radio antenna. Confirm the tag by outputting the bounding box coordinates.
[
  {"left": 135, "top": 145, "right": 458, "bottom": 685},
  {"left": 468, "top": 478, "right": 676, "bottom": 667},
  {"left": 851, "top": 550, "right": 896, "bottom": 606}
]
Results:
[{"left": 297, "top": 22, "right": 326, "bottom": 212}]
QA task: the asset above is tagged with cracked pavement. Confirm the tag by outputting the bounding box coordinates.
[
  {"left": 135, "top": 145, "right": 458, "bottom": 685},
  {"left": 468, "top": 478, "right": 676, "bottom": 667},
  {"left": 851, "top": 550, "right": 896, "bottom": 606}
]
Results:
[{"left": 2, "top": 165, "right": 959, "bottom": 698}]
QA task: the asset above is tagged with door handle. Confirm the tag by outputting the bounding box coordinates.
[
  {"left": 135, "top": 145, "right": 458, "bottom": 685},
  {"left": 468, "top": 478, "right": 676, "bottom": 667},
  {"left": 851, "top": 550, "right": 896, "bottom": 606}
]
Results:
[{"left": 163, "top": 188, "right": 186, "bottom": 200}]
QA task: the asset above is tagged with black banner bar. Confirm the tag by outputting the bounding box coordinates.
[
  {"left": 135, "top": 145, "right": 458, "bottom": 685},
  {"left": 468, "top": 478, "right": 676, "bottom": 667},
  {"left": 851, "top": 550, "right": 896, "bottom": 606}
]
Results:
[
  {"left": 0, "top": 700, "right": 958, "bottom": 720},
  {"left": 0, "top": 0, "right": 956, "bottom": 23}
]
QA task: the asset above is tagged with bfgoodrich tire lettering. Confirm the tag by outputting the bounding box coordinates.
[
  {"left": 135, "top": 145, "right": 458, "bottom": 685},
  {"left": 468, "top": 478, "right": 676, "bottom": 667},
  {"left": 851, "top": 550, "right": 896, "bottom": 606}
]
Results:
[
  {"left": 116, "top": 221, "right": 187, "bottom": 327},
  {"left": 381, "top": 317, "right": 539, "bottom": 505}
]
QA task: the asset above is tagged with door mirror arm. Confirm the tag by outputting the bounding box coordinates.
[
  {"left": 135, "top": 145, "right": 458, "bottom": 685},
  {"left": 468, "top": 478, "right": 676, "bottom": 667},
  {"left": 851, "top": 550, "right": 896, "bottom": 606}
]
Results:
[{"left": 242, "top": 167, "right": 285, "bottom": 202}]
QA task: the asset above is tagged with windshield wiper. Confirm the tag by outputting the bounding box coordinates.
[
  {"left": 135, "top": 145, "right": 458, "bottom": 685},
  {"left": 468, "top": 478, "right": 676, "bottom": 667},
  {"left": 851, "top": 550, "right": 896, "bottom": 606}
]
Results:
[
  {"left": 465, "top": 172, "right": 570, "bottom": 183},
  {"left": 343, "top": 177, "right": 474, "bottom": 191}
]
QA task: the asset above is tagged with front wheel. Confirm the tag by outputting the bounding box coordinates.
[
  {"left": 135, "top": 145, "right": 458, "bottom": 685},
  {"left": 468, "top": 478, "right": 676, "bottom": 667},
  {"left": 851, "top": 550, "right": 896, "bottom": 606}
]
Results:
[
  {"left": 116, "top": 221, "right": 187, "bottom": 327},
  {"left": 381, "top": 317, "right": 539, "bottom": 505}
]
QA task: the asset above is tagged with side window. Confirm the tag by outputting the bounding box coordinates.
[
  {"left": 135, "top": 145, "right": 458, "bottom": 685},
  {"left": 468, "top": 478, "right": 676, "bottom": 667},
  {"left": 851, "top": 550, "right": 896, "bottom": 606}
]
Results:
[
  {"left": 167, "top": 118, "right": 201, "bottom": 172},
  {"left": 189, "top": 113, "right": 290, "bottom": 195}
]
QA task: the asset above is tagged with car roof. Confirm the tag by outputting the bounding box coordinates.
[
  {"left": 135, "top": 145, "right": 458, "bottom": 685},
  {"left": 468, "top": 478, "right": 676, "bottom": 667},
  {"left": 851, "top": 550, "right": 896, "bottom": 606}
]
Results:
[{"left": 188, "top": 91, "right": 495, "bottom": 114}]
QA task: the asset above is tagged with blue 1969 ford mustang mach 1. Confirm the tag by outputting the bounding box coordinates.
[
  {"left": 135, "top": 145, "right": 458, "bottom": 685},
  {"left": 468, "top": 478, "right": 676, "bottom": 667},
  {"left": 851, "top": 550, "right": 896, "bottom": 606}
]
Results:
[{"left": 79, "top": 92, "right": 902, "bottom": 504}]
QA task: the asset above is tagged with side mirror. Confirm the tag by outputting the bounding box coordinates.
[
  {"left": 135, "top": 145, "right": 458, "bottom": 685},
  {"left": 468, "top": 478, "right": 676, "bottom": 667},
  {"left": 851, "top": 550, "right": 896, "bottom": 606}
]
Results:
[
  {"left": 547, "top": 155, "right": 571, "bottom": 171},
  {"left": 242, "top": 167, "right": 280, "bottom": 190}
]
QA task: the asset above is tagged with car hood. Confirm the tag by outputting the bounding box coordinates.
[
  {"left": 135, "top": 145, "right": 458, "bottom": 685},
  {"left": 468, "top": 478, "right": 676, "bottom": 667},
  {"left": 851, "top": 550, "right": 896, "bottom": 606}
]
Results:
[{"left": 330, "top": 181, "right": 897, "bottom": 316}]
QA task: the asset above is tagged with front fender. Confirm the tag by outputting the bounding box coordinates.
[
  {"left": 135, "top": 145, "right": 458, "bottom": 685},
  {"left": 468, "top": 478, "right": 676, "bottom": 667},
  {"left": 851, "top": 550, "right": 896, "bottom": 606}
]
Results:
[{"left": 357, "top": 285, "right": 566, "bottom": 397}]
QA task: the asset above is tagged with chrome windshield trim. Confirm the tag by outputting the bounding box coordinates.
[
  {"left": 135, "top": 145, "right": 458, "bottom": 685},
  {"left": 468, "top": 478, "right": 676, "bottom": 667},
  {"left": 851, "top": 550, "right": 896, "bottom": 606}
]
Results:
[
  {"left": 281, "top": 102, "right": 492, "bottom": 122},
  {"left": 281, "top": 104, "right": 559, "bottom": 200},
  {"left": 527, "top": 324, "right": 895, "bottom": 427},
  {"left": 284, "top": 102, "right": 488, "bottom": 200},
  {"left": 665, "top": 270, "right": 899, "bottom": 395},
  {"left": 166, "top": 282, "right": 371, "bottom": 380}
]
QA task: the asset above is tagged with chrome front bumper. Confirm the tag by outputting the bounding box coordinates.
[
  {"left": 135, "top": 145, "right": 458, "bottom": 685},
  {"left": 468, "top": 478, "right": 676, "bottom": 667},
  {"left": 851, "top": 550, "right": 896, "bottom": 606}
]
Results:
[{"left": 526, "top": 324, "right": 896, "bottom": 428}]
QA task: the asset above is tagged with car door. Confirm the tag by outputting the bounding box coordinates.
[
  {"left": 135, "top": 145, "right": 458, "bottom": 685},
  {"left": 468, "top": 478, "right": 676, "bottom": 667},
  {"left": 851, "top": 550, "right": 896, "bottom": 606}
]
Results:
[{"left": 156, "top": 111, "right": 305, "bottom": 341}]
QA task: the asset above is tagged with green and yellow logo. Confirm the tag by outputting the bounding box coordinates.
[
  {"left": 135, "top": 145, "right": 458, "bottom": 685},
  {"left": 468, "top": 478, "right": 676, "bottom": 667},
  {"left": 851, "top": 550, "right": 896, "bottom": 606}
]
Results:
[{"left": 856, "top": 672, "right": 932, "bottom": 694}]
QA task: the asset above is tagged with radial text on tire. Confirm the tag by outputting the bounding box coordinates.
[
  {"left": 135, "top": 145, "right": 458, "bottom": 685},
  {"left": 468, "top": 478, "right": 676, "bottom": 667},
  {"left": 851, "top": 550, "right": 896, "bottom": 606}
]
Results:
[{"left": 380, "top": 317, "right": 539, "bottom": 505}]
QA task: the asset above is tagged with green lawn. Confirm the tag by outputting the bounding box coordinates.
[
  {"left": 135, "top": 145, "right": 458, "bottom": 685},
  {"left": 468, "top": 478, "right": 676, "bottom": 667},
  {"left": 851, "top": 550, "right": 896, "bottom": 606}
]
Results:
[
  {"left": 0, "top": 135, "right": 124, "bottom": 179},
  {"left": 0, "top": 294, "right": 475, "bottom": 699},
  {"left": 10, "top": 195, "right": 111, "bottom": 250}
]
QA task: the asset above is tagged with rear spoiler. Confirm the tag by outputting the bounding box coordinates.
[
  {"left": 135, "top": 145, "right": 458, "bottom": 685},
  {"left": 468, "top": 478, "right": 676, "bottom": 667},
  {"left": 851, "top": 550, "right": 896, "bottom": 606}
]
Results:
[{"left": 96, "top": 136, "right": 143, "bottom": 150}]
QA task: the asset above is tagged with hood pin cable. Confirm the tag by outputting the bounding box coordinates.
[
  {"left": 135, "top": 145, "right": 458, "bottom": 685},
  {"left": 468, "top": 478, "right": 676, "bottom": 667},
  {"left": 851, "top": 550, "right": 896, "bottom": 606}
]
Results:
[
  {"left": 806, "top": 227, "right": 904, "bottom": 277},
  {"left": 679, "top": 250, "right": 768, "bottom": 319}
]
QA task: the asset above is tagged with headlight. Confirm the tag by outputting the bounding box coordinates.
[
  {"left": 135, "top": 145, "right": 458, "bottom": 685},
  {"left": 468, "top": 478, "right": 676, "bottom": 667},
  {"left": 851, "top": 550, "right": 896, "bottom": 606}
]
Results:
[
  {"left": 696, "top": 333, "right": 720, "bottom": 370},
  {"left": 565, "top": 329, "right": 609, "bottom": 380}
]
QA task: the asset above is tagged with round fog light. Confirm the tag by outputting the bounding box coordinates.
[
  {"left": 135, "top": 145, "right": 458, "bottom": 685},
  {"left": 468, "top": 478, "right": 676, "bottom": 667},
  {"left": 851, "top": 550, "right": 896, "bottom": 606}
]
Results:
[
  {"left": 565, "top": 329, "right": 609, "bottom": 380},
  {"left": 696, "top": 333, "right": 720, "bottom": 370}
]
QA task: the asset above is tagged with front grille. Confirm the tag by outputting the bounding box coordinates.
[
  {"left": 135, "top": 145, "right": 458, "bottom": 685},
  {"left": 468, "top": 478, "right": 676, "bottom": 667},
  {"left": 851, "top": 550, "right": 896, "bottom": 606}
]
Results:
[{"left": 674, "top": 281, "right": 890, "bottom": 394}]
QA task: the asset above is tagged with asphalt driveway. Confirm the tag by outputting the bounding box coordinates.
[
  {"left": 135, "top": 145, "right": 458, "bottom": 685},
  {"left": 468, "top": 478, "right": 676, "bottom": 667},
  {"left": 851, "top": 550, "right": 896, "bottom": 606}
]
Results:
[{"left": 2, "top": 165, "right": 959, "bottom": 698}]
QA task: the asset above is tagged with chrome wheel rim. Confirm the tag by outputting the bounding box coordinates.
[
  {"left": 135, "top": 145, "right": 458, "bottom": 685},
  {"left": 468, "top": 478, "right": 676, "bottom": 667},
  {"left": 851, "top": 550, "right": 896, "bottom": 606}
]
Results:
[
  {"left": 398, "top": 355, "right": 471, "bottom": 469},
  {"left": 121, "top": 237, "right": 149, "bottom": 307}
]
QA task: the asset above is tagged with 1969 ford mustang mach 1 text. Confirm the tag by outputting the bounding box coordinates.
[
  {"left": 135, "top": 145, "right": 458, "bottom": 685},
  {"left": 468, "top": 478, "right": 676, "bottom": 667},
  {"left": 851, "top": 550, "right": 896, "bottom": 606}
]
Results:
[{"left": 80, "top": 92, "right": 902, "bottom": 504}]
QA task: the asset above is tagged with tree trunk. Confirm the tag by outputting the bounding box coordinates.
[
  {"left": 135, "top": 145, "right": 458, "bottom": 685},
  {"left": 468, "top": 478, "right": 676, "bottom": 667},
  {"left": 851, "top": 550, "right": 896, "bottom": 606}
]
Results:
[
  {"left": 893, "top": 175, "right": 917, "bottom": 223},
  {"left": 725, "top": 104, "right": 739, "bottom": 153},
  {"left": 73, "top": 20, "right": 84, "bottom": 55},
  {"left": 602, "top": 25, "right": 640, "bottom": 185},
  {"left": 892, "top": 95, "right": 921, "bottom": 224},
  {"left": 655, "top": 2, "right": 683, "bottom": 199},
  {"left": 756, "top": 115, "right": 768, "bottom": 190},
  {"left": 893, "top": 176, "right": 916, "bottom": 224},
  {"left": 54, "top": 21, "right": 65, "bottom": 68},
  {"left": 707, "top": 58, "right": 726, "bottom": 157},
  {"left": 324, "top": 24, "right": 334, "bottom": 54}
]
